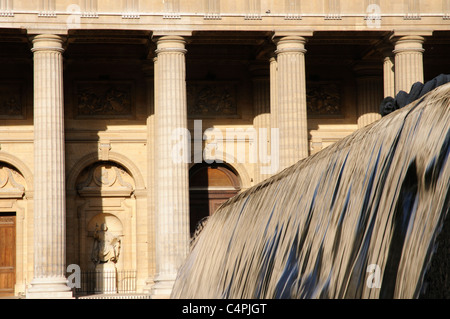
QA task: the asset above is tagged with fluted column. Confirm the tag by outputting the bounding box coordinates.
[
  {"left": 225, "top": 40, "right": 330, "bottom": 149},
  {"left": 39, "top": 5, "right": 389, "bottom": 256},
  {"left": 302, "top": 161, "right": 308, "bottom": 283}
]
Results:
[
  {"left": 151, "top": 35, "right": 190, "bottom": 298},
  {"left": 355, "top": 66, "right": 383, "bottom": 128},
  {"left": 252, "top": 66, "right": 271, "bottom": 184},
  {"left": 270, "top": 56, "right": 278, "bottom": 133},
  {"left": 381, "top": 46, "right": 395, "bottom": 98},
  {"left": 391, "top": 35, "right": 425, "bottom": 93},
  {"left": 274, "top": 35, "right": 309, "bottom": 170},
  {"left": 144, "top": 60, "right": 156, "bottom": 294},
  {"left": 26, "top": 34, "right": 72, "bottom": 299}
]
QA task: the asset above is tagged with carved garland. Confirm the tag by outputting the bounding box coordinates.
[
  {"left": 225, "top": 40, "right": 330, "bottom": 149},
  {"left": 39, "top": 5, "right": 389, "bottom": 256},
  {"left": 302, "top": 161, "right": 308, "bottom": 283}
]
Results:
[
  {"left": 77, "top": 162, "right": 134, "bottom": 197},
  {"left": 0, "top": 165, "right": 25, "bottom": 198}
]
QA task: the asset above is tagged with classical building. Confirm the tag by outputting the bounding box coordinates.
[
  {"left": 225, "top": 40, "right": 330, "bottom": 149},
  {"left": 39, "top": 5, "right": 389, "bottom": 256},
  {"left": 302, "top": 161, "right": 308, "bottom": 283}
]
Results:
[{"left": 0, "top": 0, "right": 449, "bottom": 298}]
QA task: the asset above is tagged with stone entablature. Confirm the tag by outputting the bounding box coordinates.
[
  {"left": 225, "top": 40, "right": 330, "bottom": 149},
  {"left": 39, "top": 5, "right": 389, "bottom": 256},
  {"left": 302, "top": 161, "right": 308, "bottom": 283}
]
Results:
[{"left": 0, "top": 1, "right": 447, "bottom": 34}]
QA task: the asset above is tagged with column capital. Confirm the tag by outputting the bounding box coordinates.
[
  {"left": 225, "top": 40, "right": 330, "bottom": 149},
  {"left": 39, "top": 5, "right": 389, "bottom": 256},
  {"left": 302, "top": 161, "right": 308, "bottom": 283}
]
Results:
[
  {"left": 273, "top": 35, "right": 307, "bottom": 55},
  {"left": 390, "top": 35, "right": 426, "bottom": 54},
  {"left": 154, "top": 35, "right": 187, "bottom": 55},
  {"left": 31, "top": 34, "right": 65, "bottom": 53}
]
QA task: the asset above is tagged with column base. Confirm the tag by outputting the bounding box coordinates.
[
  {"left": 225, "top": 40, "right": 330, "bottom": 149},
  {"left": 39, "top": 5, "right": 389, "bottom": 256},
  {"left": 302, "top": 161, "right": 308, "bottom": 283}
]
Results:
[
  {"left": 150, "top": 274, "right": 176, "bottom": 299},
  {"left": 26, "top": 277, "right": 74, "bottom": 299},
  {"left": 142, "top": 277, "right": 155, "bottom": 294}
]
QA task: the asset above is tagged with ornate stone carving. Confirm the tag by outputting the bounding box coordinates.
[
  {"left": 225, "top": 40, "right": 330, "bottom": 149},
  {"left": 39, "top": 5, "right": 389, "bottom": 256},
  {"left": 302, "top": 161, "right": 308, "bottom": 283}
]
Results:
[
  {"left": 0, "top": 82, "right": 25, "bottom": 119},
  {"left": 0, "top": 164, "right": 25, "bottom": 198},
  {"left": 306, "top": 82, "right": 342, "bottom": 116},
  {"left": 75, "top": 81, "right": 133, "bottom": 118},
  {"left": 77, "top": 162, "right": 134, "bottom": 197},
  {"left": 187, "top": 82, "right": 237, "bottom": 117}
]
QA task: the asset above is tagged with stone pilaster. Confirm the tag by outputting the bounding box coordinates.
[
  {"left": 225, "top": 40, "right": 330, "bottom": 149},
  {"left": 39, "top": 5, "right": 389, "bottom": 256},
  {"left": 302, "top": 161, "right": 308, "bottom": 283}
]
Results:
[
  {"left": 391, "top": 35, "right": 425, "bottom": 93},
  {"left": 355, "top": 66, "right": 383, "bottom": 128},
  {"left": 26, "top": 34, "right": 72, "bottom": 299},
  {"left": 273, "top": 35, "right": 309, "bottom": 170},
  {"left": 251, "top": 65, "right": 271, "bottom": 184},
  {"left": 151, "top": 36, "right": 190, "bottom": 298}
]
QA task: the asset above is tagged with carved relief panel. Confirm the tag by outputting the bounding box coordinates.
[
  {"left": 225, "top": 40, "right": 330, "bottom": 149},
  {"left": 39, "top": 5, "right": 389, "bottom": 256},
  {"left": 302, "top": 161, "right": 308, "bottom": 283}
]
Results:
[
  {"left": 0, "top": 81, "right": 26, "bottom": 119},
  {"left": 306, "top": 82, "right": 342, "bottom": 117},
  {"left": 73, "top": 81, "right": 135, "bottom": 119},
  {"left": 187, "top": 81, "right": 238, "bottom": 118}
]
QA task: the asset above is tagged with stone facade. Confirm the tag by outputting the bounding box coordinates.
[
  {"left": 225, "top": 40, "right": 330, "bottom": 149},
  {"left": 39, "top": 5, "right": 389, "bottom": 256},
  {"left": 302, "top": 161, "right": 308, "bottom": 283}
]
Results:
[{"left": 0, "top": 1, "right": 448, "bottom": 298}]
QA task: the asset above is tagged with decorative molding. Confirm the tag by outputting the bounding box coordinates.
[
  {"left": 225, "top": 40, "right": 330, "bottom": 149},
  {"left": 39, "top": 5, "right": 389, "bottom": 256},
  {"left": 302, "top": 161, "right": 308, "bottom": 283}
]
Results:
[
  {"left": 67, "top": 151, "right": 146, "bottom": 191},
  {"left": 285, "top": 0, "right": 302, "bottom": 20},
  {"left": 38, "top": 0, "right": 56, "bottom": 17},
  {"left": 0, "top": 165, "right": 25, "bottom": 198},
  {"left": 74, "top": 81, "right": 135, "bottom": 119},
  {"left": 187, "top": 81, "right": 238, "bottom": 118},
  {"left": 245, "top": 0, "right": 261, "bottom": 20},
  {"left": 443, "top": 0, "right": 450, "bottom": 19},
  {"left": 0, "top": 0, "right": 14, "bottom": 17},
  {"left": 404, "top": 0, "right": 421, "bottom": 20},
  {"left": 76, "top": 162, "right": 134, "bottom": 197},
  {"left": 0, "top": 152, "right": 33, "bottom": 191},
  {"left": 122, "top": 0, "right": 140, "bottom": 19},
  {"left": 324, "top": 0, "right": 341, "bottom": 20},
  {"left": 204, "top": 0, "right": 221, "bottom": 20},
  {"left": 81, "top": 0, "right": 98, "bottom": 18},
  {"left": 163, "top": 0, "right": 181, "bottom": 19},
  {"left": 0, "top": 81, "right": 26, "bottom": 120},
  {"left": 306, "top": 82, "right": 342, "bottom": 117}
]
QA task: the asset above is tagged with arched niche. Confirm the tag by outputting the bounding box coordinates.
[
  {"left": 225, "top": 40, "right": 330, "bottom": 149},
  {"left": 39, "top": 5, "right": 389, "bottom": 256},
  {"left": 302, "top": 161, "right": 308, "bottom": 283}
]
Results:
[
  {"left": 68, "top": 161, "right": 136, "bottom": 273},
  {"left": 86, "top": 213, "right": 124, "bottom": 270}
]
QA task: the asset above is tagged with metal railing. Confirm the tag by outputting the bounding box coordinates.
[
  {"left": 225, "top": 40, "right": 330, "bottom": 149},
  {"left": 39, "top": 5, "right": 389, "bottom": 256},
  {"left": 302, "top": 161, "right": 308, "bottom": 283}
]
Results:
[{"left": 71, "top": 269, "right": 137, "bottom": 296}]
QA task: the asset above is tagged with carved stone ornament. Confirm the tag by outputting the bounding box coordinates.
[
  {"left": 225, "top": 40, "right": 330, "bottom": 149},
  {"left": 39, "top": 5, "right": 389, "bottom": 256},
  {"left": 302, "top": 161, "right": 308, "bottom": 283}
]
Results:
[
  {"left": 74, "top": 81, "right": 134, "bottom": 118},
  {"left": 76, "top": 162, "right": 134, "bottom": 197},
  {"left": 0, "top": 82, "right": 25, "bottom": 119},
  {"left": 187, "top": 81, "right": 238, "bottom": 117},
  {"left": 0, "top": 165, "right": 25, "bottom": 198},
  {"left": 306, "top": 82, "right": 342, "bottom": 116}
]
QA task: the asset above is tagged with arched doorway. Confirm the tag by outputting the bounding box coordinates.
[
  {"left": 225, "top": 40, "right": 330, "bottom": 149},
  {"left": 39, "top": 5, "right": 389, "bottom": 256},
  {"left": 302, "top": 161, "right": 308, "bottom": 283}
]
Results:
[
  {"left": 189, "top": 163, "right": 241, "bottom": 236},
  {"left": 0, "top": 161, "right": 28, "bottom": 297}
]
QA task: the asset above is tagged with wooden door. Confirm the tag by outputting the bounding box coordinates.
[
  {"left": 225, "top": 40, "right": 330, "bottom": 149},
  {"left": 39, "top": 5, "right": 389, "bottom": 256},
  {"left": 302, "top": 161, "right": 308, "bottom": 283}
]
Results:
[
  {"left": 189, "top": 164, "right": 240, "bottom": 236},
  {"left": 0, "top": 213, "right": 15, "bottom": 297}
]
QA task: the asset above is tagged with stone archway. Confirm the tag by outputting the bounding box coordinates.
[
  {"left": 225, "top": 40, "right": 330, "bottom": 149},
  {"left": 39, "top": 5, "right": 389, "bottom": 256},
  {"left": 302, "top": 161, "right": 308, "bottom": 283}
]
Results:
[
  {"left": 68, "top": 160, "right": 138, "bottom": 295},
  {"left": 189, "top": 162, "right": 241, "bottom": 236}
]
